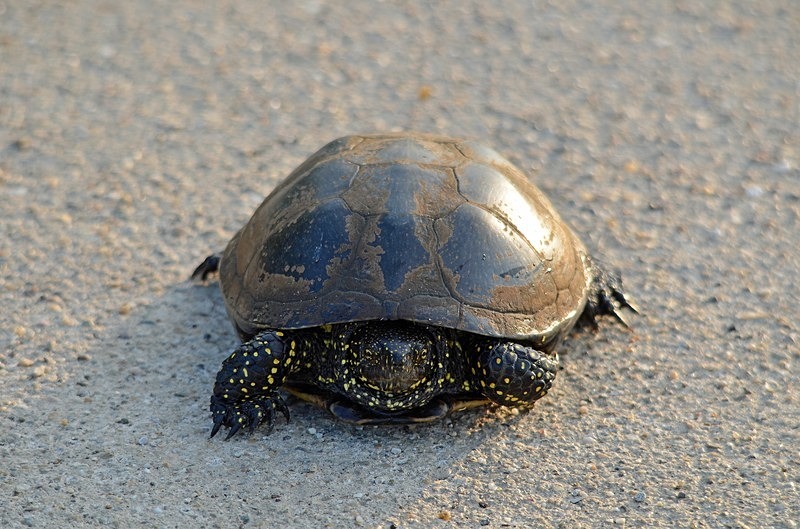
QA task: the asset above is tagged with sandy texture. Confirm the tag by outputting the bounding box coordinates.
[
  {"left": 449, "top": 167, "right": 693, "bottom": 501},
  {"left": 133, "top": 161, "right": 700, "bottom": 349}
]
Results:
[{"left": 1, "top": 1, "right": 798, "bottom": 528}]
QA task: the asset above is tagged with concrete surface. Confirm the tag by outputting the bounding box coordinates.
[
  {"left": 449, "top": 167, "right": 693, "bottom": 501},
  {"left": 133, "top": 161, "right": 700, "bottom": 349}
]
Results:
[{"left": 1, "top": 1, "right": 798, "bottom": 528}]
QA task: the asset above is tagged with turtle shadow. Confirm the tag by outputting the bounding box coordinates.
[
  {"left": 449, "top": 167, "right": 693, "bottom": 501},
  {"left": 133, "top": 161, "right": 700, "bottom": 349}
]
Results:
[{"left": 94, "top": 276, "right": 556, "bottom": 524}]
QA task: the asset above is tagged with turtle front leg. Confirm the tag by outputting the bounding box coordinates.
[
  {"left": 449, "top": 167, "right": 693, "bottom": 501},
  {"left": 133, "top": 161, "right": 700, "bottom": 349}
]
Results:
[
  {"left": 472, "top": 340, "right": 559, "bottom": 407},
  {"left": 210, "top": 330, "right": 310, "bottom": 439}
]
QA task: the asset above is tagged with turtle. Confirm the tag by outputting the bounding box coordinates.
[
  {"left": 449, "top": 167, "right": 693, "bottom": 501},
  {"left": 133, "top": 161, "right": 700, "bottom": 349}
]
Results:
[{"left": 192, "top": 133, "right": 635, "bottom": 439}]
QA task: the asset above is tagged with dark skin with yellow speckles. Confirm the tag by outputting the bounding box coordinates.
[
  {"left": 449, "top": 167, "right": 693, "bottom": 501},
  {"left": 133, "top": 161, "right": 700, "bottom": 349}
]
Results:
[{"left": 209, "top": 319, "right": 559, "bottom": 439}]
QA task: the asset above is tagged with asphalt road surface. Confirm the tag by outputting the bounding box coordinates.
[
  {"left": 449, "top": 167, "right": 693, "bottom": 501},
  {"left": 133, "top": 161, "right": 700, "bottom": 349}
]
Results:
[{"left": 1, "top": 1, "right": 798, "bottom": 528}]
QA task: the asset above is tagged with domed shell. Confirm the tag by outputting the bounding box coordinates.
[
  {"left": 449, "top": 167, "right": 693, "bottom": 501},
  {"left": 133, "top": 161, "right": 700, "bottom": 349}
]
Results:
[{"left": 219, "top": 134, "right": 592, "bottom": 341}]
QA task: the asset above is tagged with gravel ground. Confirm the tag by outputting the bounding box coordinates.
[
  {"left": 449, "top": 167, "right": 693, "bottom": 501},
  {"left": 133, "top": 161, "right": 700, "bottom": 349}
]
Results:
[{"left": 1, "top": 1, "right": 798, "bottom": 528}]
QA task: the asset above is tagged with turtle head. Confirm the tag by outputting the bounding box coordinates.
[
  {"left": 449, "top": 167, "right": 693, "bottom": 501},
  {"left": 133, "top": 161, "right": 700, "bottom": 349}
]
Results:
[{"left": 336, "top": 321, "right": 446, "bottom": 413}]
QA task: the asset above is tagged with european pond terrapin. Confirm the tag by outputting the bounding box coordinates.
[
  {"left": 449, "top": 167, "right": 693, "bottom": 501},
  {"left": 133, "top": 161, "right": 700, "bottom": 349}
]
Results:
[{"left": 192, "top": 133, "right": 635, "bottom": 439}]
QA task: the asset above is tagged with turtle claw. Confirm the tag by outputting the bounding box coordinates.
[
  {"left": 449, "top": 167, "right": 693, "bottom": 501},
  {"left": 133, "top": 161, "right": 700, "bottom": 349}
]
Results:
[
  {"left": 275, "top": 396, "right": 291, "bottom": 423},
  {"left": 209, "top": 392, "right": 290, "bottom": 440},
  {"left": 603, "top": 284, "right": 638, "bottom": 329},
  {"left": 191, "top": 254, "right": 221, "bottom": 281},
  {"left": 210, "top": 412, "right": 225, "bottom": 439},
  {"left": 581, "top": 263, "right": 638, "bottom": 329},
  {"left": 225, "top": 421, "right": 243, "bottom": 441}
]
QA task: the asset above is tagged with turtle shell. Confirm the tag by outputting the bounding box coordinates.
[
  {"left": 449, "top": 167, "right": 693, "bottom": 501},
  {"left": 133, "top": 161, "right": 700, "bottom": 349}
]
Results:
[{"left": 219, "top": 134, "right": 592, "bottom": 342}]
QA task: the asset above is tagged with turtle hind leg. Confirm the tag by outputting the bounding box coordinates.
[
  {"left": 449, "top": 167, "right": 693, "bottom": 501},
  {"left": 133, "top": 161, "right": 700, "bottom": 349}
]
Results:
[
  {"left": 579, "top": 261, "right": 638, "bottom": 329},
  {"left": 191, "top": 254, "right": 221, "bottom": 281}
]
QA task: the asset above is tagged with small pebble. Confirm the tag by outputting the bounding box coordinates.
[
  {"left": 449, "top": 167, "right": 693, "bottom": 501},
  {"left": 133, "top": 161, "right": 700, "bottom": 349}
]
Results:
[
  {"left": 569, "top": 488, "right": 584, "bottom": 504},
  {"left": 772, "top": 160, "right": 792, "bottom": 173},
  {"left": 623, "top": 160, "right": 639, "bottom": 173},
  {"left": 745, "top": 185, "right": 764, "bottom": 198},
  {"left": 418, "top": 85, "right": 433, "bottom": 100},
  {"left": 61, "top": 314, "right": 79, "bottom": 326}
]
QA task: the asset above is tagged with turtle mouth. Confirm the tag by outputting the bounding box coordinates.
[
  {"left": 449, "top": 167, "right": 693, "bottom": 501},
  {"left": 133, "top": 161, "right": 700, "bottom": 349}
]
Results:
[
  {"left": 347, "top": 377, "right": 436, "bottom": 413},
  {"left": 347, "top": 362, "right": 436, "bottom": 412},
  {"left": 360, "top": 365, "right": 429, "bottom": 394}
]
